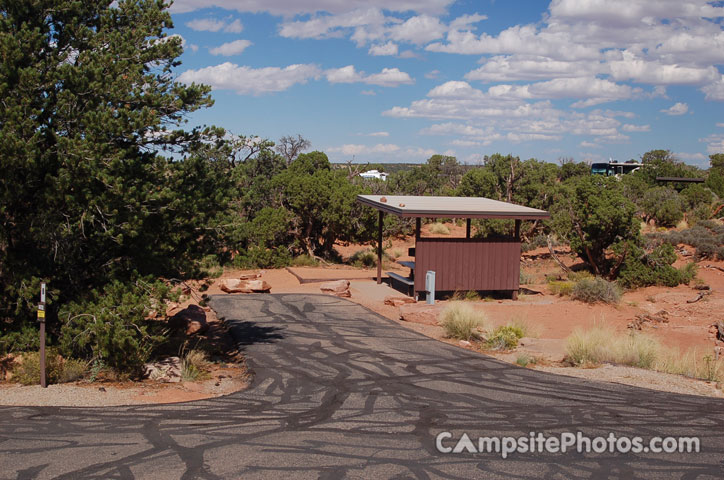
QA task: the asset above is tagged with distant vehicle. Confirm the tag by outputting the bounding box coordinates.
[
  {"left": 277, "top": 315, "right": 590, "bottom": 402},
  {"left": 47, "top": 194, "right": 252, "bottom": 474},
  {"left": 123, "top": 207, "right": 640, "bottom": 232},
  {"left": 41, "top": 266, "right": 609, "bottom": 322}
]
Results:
[
  {"left": 359, "top": 169, "right": 388, "bottom": 181},
  {"left": 591, "top": 160, "right": 642, "bottom": 177}
]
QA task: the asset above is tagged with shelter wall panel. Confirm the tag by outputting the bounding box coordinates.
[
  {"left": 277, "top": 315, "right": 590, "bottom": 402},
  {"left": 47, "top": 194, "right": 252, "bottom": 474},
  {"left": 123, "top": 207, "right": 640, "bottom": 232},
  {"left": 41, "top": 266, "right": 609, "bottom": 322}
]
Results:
[{"left": 414, "top": 238, "right": 521, "bottom": 292}]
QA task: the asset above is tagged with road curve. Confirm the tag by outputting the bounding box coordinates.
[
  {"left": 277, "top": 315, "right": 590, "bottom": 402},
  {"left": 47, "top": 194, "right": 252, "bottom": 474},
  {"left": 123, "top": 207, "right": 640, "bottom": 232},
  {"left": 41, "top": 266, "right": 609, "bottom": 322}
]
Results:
[{"left": 1, "top": 293, "right": 723, "bottom": 479}]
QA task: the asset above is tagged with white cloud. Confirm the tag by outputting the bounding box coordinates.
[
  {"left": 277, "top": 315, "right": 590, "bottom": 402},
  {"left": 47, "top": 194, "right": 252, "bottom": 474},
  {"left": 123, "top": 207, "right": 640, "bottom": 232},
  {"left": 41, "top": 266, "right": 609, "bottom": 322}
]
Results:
[
  {"left": 388, "top": 15, "right": 446, "bottom": 44},
  {"left": 224, "top": 19, "right": 244, "bottom": 33},
  {"left": 328, "top": 143, "right": 400, "bottom": 155},
  {"left": 368, "top": 41, "right": 398, "bottom": 56},
  {"left": 325, "top": 65, "right": 413, "bottom": 87},
  {"left": 466, "top": 55, "right": 600, "bottom": 82},
  {"left": 660, "top": 102, "right": 689, "bottom": 115},
  {"left": 186, "top": 18, "right": 228, "bottom": 32},
  {"left": 171, "top": 0, "right": 454, "bottom": 15},
  {"left": 701, "top": 133, "right": 724, "bottom": 154},
  {"left": 702, "top": 76, "right": 724, "bottom": 101},
  {"left": 360, "top": 89, "right": 376, "bottom": 95},
  {"left": 621, "top": 124, "right": 650, "bottom": 132},
  {"left": 178, "top": 62, "right": 321, "bottom": 95},
  {"left": 419, "top": 122, "right": 487, "bottom": 137},
  {"left": 676, "top": 152, "right": 708, "bottom": 165},
  {"left": 606, "top": 50, "right": 719, "bottom": 85},
  {"left": 425, "top": 69, "right": 441, "bottom": 79},
  {"left": 368, "top": 131, "right": 389, "bottom": 137},
  {"left": 718, "top": 123, "right": 724, "bottom": 128},
  {"left": 209, "top": 39, "right": 252, "bottom": 56},
  {"left": 580, "top": 141, "right": 601, "bottom": 148}
]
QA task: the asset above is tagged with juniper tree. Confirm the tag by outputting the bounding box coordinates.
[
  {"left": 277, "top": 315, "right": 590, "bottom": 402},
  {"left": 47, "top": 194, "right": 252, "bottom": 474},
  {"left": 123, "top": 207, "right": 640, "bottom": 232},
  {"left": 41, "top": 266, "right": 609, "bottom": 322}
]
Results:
[{"left": 0, "top": 0, "right": 217, "bottom": 329}]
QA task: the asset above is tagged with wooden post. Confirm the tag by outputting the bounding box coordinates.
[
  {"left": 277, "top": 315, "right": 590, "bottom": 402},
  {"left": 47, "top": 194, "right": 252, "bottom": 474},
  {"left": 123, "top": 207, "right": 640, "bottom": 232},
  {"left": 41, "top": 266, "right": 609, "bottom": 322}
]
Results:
[
  {"left": 514, "top": 219, "right": 521, "bottom": 241},
  {"left": 415, "top": 217, "right": 421, "bottom": 240},
  {"left": 466, "top": 218, "right": 471, "bottom": 239},
  {"left": 377, "top": 211, "right": 383, "bottom": 284},
  {"left": 38, "top": 282, "right": 47, "bottom": 388}
]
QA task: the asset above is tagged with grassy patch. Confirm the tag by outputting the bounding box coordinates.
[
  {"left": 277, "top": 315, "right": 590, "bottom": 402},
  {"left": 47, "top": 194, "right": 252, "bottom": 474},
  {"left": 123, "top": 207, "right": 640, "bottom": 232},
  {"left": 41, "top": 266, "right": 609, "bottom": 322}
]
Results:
[
  {"left": 290, "top": 254, "right": 319, "bottom": 267},
  {"left": 429, "top": 222, "right": 450, "bottom": 235},
  {"left": 515, "top": 354, "right": 538, "bottom": 367},
  {"left": 548, "top": 280, "right": 574, "bottom": 296},
  {"left": 439, "top": 302, "right": 488, "bottom": 341},
  {"left": 564, "top": 326, "right": 724, "bottom": 381},
  {"left": 451, "top": 290, "right": 481, "bottom": 301},
  {"left": 12, "top": 349, "right": 87, "bottom": 385},
  {"left": 181, "top": 350, "right": 211, "bottom": 382}
]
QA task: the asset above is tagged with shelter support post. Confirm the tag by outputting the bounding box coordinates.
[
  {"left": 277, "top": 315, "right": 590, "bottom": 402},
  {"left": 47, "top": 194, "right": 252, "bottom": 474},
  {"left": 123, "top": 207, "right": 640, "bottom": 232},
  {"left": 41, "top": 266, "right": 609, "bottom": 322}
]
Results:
[
  {"left": 514, "top": 219, "right": 521, "bottom": 241},
  {"left": 466, "top": 218, "right": 471, "bottom": 239},
  {"left": 415, "top": 218, "right": 421, "bottom": 241},
  {"left": 377, "top": 211, "right": 383, "bottom": 284}
]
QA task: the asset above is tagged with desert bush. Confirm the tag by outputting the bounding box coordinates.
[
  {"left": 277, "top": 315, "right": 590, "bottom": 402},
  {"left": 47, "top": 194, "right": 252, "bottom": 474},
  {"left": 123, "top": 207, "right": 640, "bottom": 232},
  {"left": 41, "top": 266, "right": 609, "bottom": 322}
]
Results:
[
  {"left": 656, "top": 349, "right": 724, "bottom": 382},
  {"left": 181, "top": 350, "right": 211, "bottom": 382},
  {"left": 12, "top": 348, "right": 86, "bottom": 385},
  {"left": 515, "top": 354, "right": 537, "bottom": 367},
  {"left": 429, "top": 222, "right": 450, "bottom": 235},
  {"left": 58, "top": 279, "right": 170, "bottom": 375},
  {"left": 349, "top": 249, "right": 377, "bottom": 268},
  {"left": 648, "top": 222, "right": 724, "bottom": 260},
  {"left": 439, "top": 302, "right": 488, "bottom": 340},
  {"left": 521, "top": 234, "right": 549, "bottom": 252},
  {"left": 485, "top": 325, "right": 524, "bottom": 350},
  {"left": 289, "top": 254, "right": 319, "bottom": 267},
  {"left": 548, "top": 280, "right": 574, "bottom": 296},
  {"left": 640, "top": 187, "right": 685, "bottom": 227},
  {"left": 617, "top": 243, "right": 697, "bottom": 289},
  {"left": 519, "top": 271, "right": 534, "bottom": 285},
  {"left": 570, "top": 277, "right": 621, "bottom": 304},
  {"left": 451, "top": 290, "right": 481, "bottom": 301},
  {"left": 680, "top": 184, "right": 713, "bottom": 210}
]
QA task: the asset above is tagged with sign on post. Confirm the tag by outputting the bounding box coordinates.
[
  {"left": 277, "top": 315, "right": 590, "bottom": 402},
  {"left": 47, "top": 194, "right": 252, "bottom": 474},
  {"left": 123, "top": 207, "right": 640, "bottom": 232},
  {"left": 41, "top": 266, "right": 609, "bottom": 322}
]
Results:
[{"left": 38, "top": 282, "right": 47, "bottom": 388}]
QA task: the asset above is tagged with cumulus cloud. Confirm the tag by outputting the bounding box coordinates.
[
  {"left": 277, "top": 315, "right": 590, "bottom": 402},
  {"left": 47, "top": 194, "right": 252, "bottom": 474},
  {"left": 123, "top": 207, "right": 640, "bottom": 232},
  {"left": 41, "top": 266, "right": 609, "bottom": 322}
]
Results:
[
  {"left": 701, "top": 133, "right": 724, "bottom": 154},
  {"left": 209, "top": 40, "right": 252, "bottom": 56},
  {"left": 702, "top": 76, "right": 724, "bottom": 101},
  {"left": 621, "top": 124, "right": 651, "bottom": 132},
  {"left": 327, "top": 143, "right": 400, "bottom": 155},
  {"left": 368, "top": 41, "right": 398, "bottom": 56},
  {"left": 325, "top": 65, "right": 413, "bottom": 87},
  {"left": 366, "top": 131, "right": 390, "bottom": 137},
  {"left": 186, "top": 17, "right": 244, "bottom": 33},
  {"left": 660, "top": 102, "right": 689, "bottom": 115},
  {"left": 178, "top": 62, "right": 321, "bottom": 95}
]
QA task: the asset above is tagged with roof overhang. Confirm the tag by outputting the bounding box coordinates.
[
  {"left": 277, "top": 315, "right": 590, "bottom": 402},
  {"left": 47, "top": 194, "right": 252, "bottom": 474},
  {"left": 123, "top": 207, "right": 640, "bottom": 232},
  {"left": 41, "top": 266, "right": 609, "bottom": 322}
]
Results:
[{"left": 357, "top": 195, "right": 550, "bottom": 220}]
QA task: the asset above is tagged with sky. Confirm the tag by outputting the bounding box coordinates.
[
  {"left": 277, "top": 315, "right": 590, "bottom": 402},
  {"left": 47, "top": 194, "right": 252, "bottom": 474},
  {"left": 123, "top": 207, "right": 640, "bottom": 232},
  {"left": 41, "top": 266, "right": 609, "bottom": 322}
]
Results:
[{"left": 168, "top": 0, "right": 724, "bottom": 167}]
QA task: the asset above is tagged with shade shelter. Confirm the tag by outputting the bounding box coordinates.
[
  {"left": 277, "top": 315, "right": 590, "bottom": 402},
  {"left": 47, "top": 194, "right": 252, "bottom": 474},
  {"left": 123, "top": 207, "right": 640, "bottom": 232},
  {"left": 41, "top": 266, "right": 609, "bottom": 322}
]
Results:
[{"left": 357, "top": 195, "right": 550, "bottom": 300}]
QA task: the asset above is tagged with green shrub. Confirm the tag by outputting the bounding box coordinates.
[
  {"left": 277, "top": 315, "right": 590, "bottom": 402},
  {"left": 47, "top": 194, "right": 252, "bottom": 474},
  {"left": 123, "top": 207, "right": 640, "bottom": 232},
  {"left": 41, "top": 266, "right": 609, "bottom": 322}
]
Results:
[
  {"left": 485, "top": 325, "right": 524, "bottom": 350},
  {"left": 617, "top": 243, "right": 696, "bottom": 289},
  {"left": 548, "top": 280, "right": 574, "bottom": 296},
  {"left": 570, "top": 277, "right": 621, "bottom": 304},
  {"left": 429, "top": 222, "right": 450, "bottom": 235},
  {"left": 289, "top": 254, "right": 319, "bottom": 267},
  {"left": 439, "top": 302, "right": 488, "bottom": 340},
  {"left": 349, "top": 249, "right": 377, "bottom": 268},
  {"left": 640, "top": 187, "right": 685, "bottom": 227},
  {"left": 521, "top": 234, "right": 549, "bottom": 252},
  {"left": 516, "top": 354, "right": 537, "bottom": 367},
  {"left": 58, "top": 279, "right": 170, "bottom": 375},
  {"left": 12, "top": 348, "right": 86, "bottom": 385},
  {"left": 0, "top": 325, "right": 39, "bottom": 355}
]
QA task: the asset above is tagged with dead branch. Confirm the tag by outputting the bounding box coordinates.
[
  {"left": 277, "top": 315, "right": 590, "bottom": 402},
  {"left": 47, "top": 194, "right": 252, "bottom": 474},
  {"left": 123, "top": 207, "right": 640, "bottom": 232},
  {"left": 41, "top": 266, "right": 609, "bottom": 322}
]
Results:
[
  {"left": 687, "top": 291, "right": 711, "bottom": 303},
  {"left": 547, "top": 235, "right": 571, "bottom": 274}
]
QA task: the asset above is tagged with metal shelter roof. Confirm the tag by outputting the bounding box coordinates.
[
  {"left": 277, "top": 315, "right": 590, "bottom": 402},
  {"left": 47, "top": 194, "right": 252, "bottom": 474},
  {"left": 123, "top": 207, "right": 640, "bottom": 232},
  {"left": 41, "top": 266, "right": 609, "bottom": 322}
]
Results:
[{"left": 357, "top": 195, "right": 550, "bottom": 220}]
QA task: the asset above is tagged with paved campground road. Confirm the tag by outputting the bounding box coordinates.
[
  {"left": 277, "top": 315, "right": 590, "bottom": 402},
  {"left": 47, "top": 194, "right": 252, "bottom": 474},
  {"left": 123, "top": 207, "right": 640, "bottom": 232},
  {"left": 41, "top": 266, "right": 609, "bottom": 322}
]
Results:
[{"left": 1, "top": 294, "right": 724, "bottom": 479}]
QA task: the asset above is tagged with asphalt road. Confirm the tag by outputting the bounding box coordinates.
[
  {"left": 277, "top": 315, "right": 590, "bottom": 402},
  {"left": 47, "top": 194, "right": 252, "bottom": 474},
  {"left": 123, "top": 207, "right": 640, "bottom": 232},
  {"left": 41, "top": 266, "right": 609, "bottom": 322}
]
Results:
[{"left": 1, "top": 293, "right": 724, "bottom": 479}]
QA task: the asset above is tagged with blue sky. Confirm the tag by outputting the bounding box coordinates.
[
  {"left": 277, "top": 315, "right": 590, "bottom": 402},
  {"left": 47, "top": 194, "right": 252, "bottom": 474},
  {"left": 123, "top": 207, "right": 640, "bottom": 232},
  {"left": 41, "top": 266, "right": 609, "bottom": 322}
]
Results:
[{"left": 168, "top": 0, "right": 724, "bottom": 167}]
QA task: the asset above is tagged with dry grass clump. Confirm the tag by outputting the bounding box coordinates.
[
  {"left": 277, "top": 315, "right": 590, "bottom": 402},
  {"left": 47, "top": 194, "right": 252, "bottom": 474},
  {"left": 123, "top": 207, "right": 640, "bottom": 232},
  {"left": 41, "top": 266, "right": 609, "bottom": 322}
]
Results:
[
  {"left": 439, "top": 302, "right": 488, "bottom": 341},
  {"left": 429, "top": 222, "right": 451, "bottom": 235},
  {"left": 181, "top": 349, "right": 211, "bottom": 381},
  {"left": 485, "top": 325, "right": 524, "bottom": 350},
  {"left": 570, "top": 277, "right": 621, "bottom": 304},
  {"left": 12, "top": 349, "right": 86, "bottom": 385},
  {"left": 564, "top": 325, "right": 724, "bottom": 381},
  {"left": 548, "top": 280, "right": 574, "bottom": 296}
]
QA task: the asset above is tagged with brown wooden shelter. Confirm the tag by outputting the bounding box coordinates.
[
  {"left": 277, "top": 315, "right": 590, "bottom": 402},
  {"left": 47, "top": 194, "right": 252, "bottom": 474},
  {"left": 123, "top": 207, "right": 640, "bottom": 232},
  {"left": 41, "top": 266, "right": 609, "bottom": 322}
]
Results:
[{"left": 357, "top": 195, "right": 550, "bottom": 300}]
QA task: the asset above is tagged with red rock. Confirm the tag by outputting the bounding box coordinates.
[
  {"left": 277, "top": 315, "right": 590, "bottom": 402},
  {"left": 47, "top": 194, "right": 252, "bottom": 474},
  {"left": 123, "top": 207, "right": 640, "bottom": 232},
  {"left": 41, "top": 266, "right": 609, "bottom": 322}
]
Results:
[
  {"left": 399, "top": 303, "right": 442, "bottom": 326},
  {"left": 384, "top": 295, "right": 416, "bottom": 307},
  {"left": 320, "top": 280, "right": 351, "bottom": 297},
  {"left": 244, "top": 279, "right": 272, "bottom": 293},
  {"left": 220, "top": 279, "right": 250, "bottom": 293},
  {"left": 168, "top": 304, "right": 208, "bottom": 336},
  {"left": 239, "top": 272, "right": 262, "bottom": 280}
]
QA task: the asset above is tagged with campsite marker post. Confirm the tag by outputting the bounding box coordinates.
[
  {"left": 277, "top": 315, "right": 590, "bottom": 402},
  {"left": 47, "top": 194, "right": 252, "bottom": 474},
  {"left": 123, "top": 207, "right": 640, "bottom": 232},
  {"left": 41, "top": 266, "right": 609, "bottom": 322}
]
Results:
[{"left": 38, "top": 282, "right": 47, "bottom": 388}]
